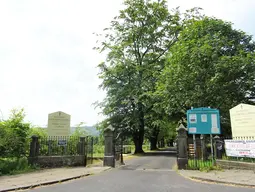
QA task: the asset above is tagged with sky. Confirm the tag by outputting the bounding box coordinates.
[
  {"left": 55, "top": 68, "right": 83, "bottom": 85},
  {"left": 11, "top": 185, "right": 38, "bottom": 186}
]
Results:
[{"left": 0, "top": 0, "right": 254, "bottom": 127}]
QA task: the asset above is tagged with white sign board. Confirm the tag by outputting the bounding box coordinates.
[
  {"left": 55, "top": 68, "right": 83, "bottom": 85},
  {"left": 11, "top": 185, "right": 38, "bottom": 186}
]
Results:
[
  {"left": 189, "top": 114, "right": 197, "bottom": 124},
  {"left": 189, "top": 127, "right": 197, "bottom": 133},
  {"left": 201, "top": 114, "right": 207, "bottom": 122},
  {"left": 225, "top": 140, "right": 255, "bottom": 158},
  {"left": 48, "top": 111, "right": 71, "bottom": 136},
  {"left": 230, "top": 103, "right": 255, "bottom": 139}
]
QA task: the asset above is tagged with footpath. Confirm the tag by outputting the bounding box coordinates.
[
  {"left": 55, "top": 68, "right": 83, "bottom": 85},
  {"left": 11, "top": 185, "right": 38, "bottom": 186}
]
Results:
[
  {"left": 0, "top": 165, "right": 111, "bottom": 192},
  {"left": 0, "top": 155, "right": 136, "bottom": 192},
  {"left": 179, "top": 169, "right": 255, "bottom": 187}
]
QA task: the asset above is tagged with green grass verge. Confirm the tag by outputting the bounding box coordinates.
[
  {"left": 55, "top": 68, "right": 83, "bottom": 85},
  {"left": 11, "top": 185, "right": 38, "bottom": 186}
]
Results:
[
  {"left": 187, "top": 159, "right": 222, "bottom": 172},
  {"left": 0, "top": 157, "right": 39, "bottom": 176}
]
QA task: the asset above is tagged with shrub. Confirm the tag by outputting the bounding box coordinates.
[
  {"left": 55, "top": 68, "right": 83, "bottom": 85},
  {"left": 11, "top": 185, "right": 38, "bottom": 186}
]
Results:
[
  {"left": 28, "top": 127, "right": 47, "bottom": 138},
  {"left": 93, "top": 145, "right": 104, "bottom": 157},
  {"left": 0, "top": 109, "right": 30, "bottom": 158},
  {"left": 0, "top": 157, "right": 34, "bottom": 175}
]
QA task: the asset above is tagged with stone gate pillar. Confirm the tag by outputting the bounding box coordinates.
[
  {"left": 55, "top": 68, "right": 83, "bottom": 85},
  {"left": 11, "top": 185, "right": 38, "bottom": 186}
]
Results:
[
  {"left": 176, "top": 124, "right": 188, "bottom": 169},
  {"left": 103, "top": 125, "right": 115, "bottom": 167},
  {"left": 79, "top": 137, "right": 86, "bottom": 166},
  {"left": 28, "top": 135, "right": 39, "bottom": 165}
]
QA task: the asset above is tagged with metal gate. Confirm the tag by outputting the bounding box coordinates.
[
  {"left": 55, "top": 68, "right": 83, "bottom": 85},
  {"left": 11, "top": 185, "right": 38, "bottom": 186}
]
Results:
[{"left": 86, "top": 136, "right": 94, "bottom": 165}]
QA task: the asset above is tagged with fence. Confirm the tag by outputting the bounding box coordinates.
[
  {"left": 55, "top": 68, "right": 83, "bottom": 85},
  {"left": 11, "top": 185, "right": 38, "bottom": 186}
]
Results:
[
  {"left": 86, "top": 136, "right": 95, "bottom": 164},
  {"left": 186, "top": 135, "right": 213, "bottom": 170},
  {"left": 38, "top": 136, "right": 81, "bottom": 156},
  {"left": 216, "top": 136, "right": 255, "bottom": 162},
  {"left": 28, "top": 135, "right": 98, "bottom": 167},
  {"left": 186, "top": 135, "right": 255, "bottom": 170}
]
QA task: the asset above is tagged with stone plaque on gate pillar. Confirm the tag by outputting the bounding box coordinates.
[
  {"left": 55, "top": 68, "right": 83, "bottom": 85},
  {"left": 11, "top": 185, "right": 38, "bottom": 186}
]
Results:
[{"left": 47, "top": 111, "right": 71, "bottom": 136}]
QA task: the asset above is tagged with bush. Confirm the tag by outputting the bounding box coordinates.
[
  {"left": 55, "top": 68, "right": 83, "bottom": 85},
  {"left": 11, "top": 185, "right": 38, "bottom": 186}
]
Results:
[
  {"left": 93, "top": 145, "right": 104, "bottom": 157},
  {"left": 28, "top": 127, "right": 47, "bottom": 138},
  {"left": 0, "top": 157, "right": 34, "bottom": 175},
  {"left": 0, "top": 109, "right": 30, "bottom": 158}
]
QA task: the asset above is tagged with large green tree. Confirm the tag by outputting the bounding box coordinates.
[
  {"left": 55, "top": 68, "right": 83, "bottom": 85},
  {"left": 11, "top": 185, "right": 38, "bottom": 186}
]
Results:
[
  {"left": 157, "top": 17, "right": 255, "bottom": 135},
  {"left": 95, "top": 0, "right": 181, "bottom": 153}
]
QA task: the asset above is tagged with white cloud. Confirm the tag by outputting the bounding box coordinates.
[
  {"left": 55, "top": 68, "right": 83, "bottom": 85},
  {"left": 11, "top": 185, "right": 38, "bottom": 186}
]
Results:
[{"left": 0, "top": 0, "right": 254, "bottom": 126}]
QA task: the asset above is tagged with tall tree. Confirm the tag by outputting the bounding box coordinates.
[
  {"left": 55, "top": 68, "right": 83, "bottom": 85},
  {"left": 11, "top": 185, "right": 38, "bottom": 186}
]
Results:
[
  {"left": 157, "top": 17, "right": 255, "bottom": 135},
  {"left": 95, "top": 0, "right": 181, "bottom": 153}
]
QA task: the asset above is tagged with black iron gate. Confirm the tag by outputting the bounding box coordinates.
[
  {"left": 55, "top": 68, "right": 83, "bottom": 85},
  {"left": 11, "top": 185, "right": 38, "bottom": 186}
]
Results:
[
  {"left": 114, "top": 133, "right": 125, "bottom": 165},
  {"left": 85, "top": 136, "right": 94, "bottom": 165}
]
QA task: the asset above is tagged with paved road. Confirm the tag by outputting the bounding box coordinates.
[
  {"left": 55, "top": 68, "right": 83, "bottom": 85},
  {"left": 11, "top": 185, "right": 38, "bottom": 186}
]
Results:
[{"left": 28, "top": 149, "right": 254, "bottom": 192}]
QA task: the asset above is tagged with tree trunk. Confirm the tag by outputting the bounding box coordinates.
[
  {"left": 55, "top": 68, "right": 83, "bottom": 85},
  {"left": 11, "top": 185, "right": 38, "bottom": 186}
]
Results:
[
  {"left": 133, "top": 134, "right": 144, "bottom": 154},
  {"left": 149, "top": 127, "right": 159, "bottom": 150},
  {"left": 133, "top": 127, "right": 144, "bottom": 154},
  {"left": 161, "top": 138, "right": 165, "bottom": 148},
  {"left": 158, "top": 141, "right": 161, "bottom": 148},
  {"left": 149, "top": 137, "right": 158, "bottom": 150},
  {"left": 133, "top": 102, "right": 145, "bottom": 154},
  {"left": 169, "top": 139, "right": 174, "bottom": 147}
]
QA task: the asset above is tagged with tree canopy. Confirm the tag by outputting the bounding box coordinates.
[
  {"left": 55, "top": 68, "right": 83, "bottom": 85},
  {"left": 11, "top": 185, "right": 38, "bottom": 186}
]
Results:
[
  {"left": 95, "top": 0, "right": 255, "bottom": 151},
  {"left": 157, "top": 17, "right": 255, "bottom": 135},
  {"left": 95, "top": 0, "right": 183, "bottom": 153}
]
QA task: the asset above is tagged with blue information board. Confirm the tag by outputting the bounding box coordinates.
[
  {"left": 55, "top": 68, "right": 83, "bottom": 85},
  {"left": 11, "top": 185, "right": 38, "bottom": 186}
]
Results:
[{"left": 187, "top": 107, "right": 221, "bottom": 135}]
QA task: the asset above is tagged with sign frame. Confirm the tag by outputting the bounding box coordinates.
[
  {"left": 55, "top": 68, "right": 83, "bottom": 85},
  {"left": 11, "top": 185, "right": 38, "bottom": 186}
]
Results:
[
  {"left": 57, "top": 139, "right": 67, "bottom": 146},
  {"left": 187, "top": 107, "right": 221, "bottom": 135}
]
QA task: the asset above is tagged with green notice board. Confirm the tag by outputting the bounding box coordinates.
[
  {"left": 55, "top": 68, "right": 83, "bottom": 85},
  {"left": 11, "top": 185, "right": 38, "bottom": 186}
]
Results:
[{"left": 187, "top": 107, "right": 221, "bottom": 135}]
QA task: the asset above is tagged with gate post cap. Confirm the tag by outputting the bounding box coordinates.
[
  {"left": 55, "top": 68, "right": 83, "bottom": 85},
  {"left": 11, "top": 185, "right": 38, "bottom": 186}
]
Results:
[
  {"left": 105, "top": 124, "right": 114, "bottom": 131},
  {"left": 80, "top": 137, "right": 85, "bottom": 141},
  {"left": 104, "top": 124, "right": 114, "bottom": 136},
  {"left": 176, "top": 123, "right": 187, "bottom": 131},
  {"left": 31, "top": 135, "right": 39, "bottom": 141}
]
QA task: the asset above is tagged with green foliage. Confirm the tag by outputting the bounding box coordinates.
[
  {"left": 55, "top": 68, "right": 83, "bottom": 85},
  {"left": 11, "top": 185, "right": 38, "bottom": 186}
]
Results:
[
  {"left": 95, "top": 0, "right": 185, "bottom": 153},
  {"left": 0, "top": 108, "right": 42, "bottom": 175},
  {"left": 156, "top": 119, "right": 177, "bottom": 141},
  {"left": 157, "top": 17, "right": 255, "bottom": 135},
  {"left": 0, "top": 108, "right": 30, "bottom": 157},
  {"left": 93, "top": 145, "right": 105, "bottom": 158},
  {"left": 28, "top": 127, "right": 47, "bottom": 138},
  {"left": 71, "top": 122, "right": 88, "bottom": 137},
  {"left": 38, "top": 136, "right": 82, "bottom": 156},
  {"left": 0, "top": 157, "right": 36, "bottom": 175}
]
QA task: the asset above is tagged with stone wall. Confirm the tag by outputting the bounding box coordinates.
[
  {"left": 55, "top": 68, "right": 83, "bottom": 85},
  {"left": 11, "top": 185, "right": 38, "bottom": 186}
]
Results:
[
  {"left": 216, "top": 160, "right": 255, "bottom": 170},
  {"left": 28, "top": 155, "right": 86, "bottom": 168}
]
